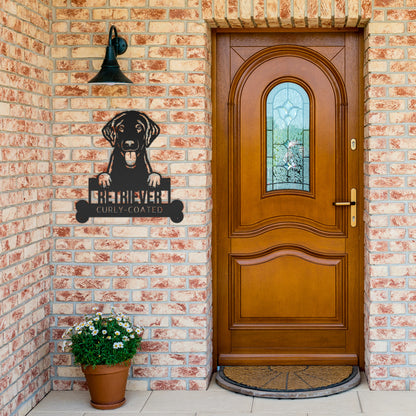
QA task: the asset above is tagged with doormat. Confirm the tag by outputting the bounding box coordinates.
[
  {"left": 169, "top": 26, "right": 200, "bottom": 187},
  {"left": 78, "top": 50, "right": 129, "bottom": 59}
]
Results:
[{"left": 216, "top": 365, "right": 360, "bottom": 399}]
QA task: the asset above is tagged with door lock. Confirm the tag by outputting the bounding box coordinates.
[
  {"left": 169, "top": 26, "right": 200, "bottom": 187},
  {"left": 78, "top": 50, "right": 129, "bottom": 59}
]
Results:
[{"left": 333, "top": 188, "right": 357, "bottom": 227}]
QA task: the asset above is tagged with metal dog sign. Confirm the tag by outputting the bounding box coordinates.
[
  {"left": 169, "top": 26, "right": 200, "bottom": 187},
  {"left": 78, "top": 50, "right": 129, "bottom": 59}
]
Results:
[{"left": 76, "top": 111, "right": 184, "bottom": 223}]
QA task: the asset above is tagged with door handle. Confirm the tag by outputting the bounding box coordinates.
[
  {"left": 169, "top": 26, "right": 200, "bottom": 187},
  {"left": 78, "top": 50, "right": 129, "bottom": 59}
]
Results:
[
  {"left": 333, "top": 201, "right": 355, "bottom": 206},
  {"left": 333, "top": 188, "right": 357, "bottom": 227}
]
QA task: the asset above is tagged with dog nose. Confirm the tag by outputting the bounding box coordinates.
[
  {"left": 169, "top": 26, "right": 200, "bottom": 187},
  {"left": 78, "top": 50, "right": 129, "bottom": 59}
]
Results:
[{"left": 124, "top": 140, "right": 135, "bottom": 148}]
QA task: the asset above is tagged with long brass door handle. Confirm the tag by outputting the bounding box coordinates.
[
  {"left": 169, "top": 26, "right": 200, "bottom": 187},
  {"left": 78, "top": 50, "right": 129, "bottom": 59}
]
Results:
[
  {"left": 332, "top": 188, "right": 357, "bottom": 227},
  {"left": 333, "top": 201, "right": 356, "bottom": 206}
]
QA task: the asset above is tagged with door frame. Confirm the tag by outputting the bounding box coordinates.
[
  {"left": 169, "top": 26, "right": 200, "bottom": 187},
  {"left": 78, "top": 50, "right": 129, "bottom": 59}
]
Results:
[{"left": 212, "top": 28, "right": 365, "bottom": 369}]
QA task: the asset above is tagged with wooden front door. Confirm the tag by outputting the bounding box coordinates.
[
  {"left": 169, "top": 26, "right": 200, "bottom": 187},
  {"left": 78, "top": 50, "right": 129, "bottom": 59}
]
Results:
[{"left": 214, "top": 32, "right": 363, "bottom": 366}]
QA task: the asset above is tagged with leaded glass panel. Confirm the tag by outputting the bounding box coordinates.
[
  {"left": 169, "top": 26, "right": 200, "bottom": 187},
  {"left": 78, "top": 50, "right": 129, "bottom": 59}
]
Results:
[{"left": 266, "top": 82, "right": 310, "bottom": 192}]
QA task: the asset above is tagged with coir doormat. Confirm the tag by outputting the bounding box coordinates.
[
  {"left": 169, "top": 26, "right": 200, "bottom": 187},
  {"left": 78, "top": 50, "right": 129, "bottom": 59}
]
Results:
[{"left": 216, "top": 365, "right": 360, "bottom": 399}]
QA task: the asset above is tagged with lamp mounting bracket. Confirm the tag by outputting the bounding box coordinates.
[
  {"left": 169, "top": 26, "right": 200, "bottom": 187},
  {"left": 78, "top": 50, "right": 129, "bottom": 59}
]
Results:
[
  {"left": 109, "top": 25, "right": 128, "bottom": 56},
  {"left": 114, "top": 37, "right": 127, "bottom": 55}
]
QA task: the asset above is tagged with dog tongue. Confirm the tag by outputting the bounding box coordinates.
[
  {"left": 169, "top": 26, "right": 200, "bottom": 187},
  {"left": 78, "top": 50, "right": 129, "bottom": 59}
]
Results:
[{"left": 125, "top": 151, "right": 136, "bottom": 166}]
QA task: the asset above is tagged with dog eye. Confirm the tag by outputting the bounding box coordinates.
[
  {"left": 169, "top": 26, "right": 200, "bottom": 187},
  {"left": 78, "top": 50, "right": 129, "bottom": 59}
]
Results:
[
  {"left": 135, "top": 124, "right": 142, "bottom": 132},
  {"left": 118, "top": 125, "right": 125, "bottom": 133}
]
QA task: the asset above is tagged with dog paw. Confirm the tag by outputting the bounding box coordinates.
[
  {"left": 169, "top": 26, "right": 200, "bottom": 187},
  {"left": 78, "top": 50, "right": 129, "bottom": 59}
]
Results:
[
  {"left": 98, "top": 173, "right": 112, "bottom": 188},
  {"left": 148, "top": 173, "right": 161, "bottom": 187}
]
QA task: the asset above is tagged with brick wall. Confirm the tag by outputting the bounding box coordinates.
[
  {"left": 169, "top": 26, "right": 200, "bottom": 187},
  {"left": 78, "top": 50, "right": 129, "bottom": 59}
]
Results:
[
  {"left": 363, "top": 2, "right": 416, "bottom": 390},
  {"left": 3, "top": 1, "right": 416, "bottom": 414},
  {"left": 0, "top": 0, "right": 53, "bottom": 415},
  {"left": 50, "top": 0, "right": 212, "bottom": 392}
]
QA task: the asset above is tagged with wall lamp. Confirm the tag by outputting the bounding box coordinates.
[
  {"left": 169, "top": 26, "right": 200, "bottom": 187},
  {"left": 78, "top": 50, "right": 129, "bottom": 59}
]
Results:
[{"left": 89, "top": 25, "right": 133, "bottom": 84}]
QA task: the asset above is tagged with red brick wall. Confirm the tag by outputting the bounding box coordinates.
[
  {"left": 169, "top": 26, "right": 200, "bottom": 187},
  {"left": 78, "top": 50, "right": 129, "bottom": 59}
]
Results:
[
  {"left": 363, "top": 5, "right": 416, "bottom": 391},
  {"left": 50, "top": 0, "right": 212, "bottom": 391},
  {"left": 0, "top": 0, "right": 53, "bottom": 415},
  {"left": 4, "top": 1, "right": 416, "bottom": 414}
]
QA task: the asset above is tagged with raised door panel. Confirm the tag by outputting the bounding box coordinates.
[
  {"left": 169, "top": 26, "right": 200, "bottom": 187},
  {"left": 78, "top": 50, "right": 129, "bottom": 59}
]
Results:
[
  {"left": 230, "top": 47, "right": 348, "bottom": 237},
  {"left": 231, "top": 248, "right": 346, "bottom": 327}
]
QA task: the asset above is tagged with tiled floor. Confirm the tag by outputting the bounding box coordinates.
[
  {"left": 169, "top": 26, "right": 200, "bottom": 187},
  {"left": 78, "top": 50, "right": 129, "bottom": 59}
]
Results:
[{"left": 27, "top": 374, "right": 416, "bottom": 416}]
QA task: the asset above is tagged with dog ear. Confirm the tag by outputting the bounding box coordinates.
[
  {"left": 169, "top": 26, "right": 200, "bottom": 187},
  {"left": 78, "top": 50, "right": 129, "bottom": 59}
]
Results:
[
  {"left": 102, "top": 113, "right": 124, "bottom": 146},
  {"left": 140, "top": 112, "right": 160, "bottom": 147}
]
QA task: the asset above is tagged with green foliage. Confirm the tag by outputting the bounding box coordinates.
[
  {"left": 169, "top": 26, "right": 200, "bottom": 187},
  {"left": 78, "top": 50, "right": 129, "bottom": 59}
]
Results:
[{"left": 62, "top": 309, "right": 143, "bottom": 367}]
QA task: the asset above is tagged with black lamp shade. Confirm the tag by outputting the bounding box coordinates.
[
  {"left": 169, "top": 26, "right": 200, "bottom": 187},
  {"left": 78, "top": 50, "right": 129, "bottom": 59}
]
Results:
[{"left": 89, "top": 26, "right": 132, "bottom": 84}]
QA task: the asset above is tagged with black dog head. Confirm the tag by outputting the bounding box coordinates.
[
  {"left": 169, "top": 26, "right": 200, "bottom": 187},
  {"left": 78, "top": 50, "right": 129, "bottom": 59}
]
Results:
[{"left": 102, "top": 111, "right": 160, "bottom": 168}]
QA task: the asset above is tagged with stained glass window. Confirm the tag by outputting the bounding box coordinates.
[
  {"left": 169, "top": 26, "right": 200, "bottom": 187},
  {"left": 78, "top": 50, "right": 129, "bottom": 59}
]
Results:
[{"left": 266, "top": 82, "right": 310, "bottom": 192}]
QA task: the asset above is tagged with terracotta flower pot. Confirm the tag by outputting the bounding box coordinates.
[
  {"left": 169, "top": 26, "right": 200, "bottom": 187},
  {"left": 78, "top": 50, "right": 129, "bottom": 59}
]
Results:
[{"left": 81, "top": 360, "right": 130, "bottom": 410}]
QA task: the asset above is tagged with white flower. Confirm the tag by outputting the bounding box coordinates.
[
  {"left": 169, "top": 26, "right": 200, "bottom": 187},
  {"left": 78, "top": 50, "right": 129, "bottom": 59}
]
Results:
[
  {"left": 89, "top": 326, "right": 95, "bottom": 331},
  {"left": 107, "top": 336, "right": 112, "bottom": 340},
  {"left": 92, "top": 307, "right": 98, "bottom": 311},
  {"left": 130, "top": 334, "right": 135, "bottom": 339},
  {"left": 113, "top": 342, "right": 124, "bottom": 349},
  {"left": 96, "top": 312, "right": 102, "bottom": 316},
  {"left": 135, "top": 327, "right": 144, "bottom": 336},
  {"left": 126, "top": 328, "right": 133, "bottom": 333},
  {"left": 93, "top": 317, "right": 99, "bottom": 321},
  {"left": 62, "top": 328, "right": 72, "bottom": 338},
  {"left": 116, "top": 317, "right": 122, "bottom": 321},
  {"left": 92, "top": 330, "right": 98, "bottom": 336},
  {"left": 77, "top": 331, "right": 82, "bottom": 334},
  {"left": 115, "top": 331, "right": 120, "bottom": 336},
  {"left": 102, "top": 330, "right": 107, "bottom": 335},
  {"left": 63, "top": 340, "right": 72, "bottom": 349}
]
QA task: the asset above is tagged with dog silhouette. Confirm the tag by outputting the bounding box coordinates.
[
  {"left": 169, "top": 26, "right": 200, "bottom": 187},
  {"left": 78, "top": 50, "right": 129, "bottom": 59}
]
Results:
[{"left": 98, "top": 111, "right": 161, "bottom": 188}]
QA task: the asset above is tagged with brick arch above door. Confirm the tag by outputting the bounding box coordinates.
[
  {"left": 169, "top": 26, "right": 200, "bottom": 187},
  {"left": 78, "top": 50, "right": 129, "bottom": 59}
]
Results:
[{"left": 202, "top": 0, "right": 371, "bottom": 28}]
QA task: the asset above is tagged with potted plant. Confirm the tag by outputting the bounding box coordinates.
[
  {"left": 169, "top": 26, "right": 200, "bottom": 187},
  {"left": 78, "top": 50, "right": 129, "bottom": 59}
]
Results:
[{"left": 62, "top": 308, "right": 144, "bottom": 410}]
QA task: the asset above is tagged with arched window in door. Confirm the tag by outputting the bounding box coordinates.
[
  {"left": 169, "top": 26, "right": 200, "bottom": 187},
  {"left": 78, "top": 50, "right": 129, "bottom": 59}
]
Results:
[{"left": 266, "top": 82, "right": 310, "bottom": 192}]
